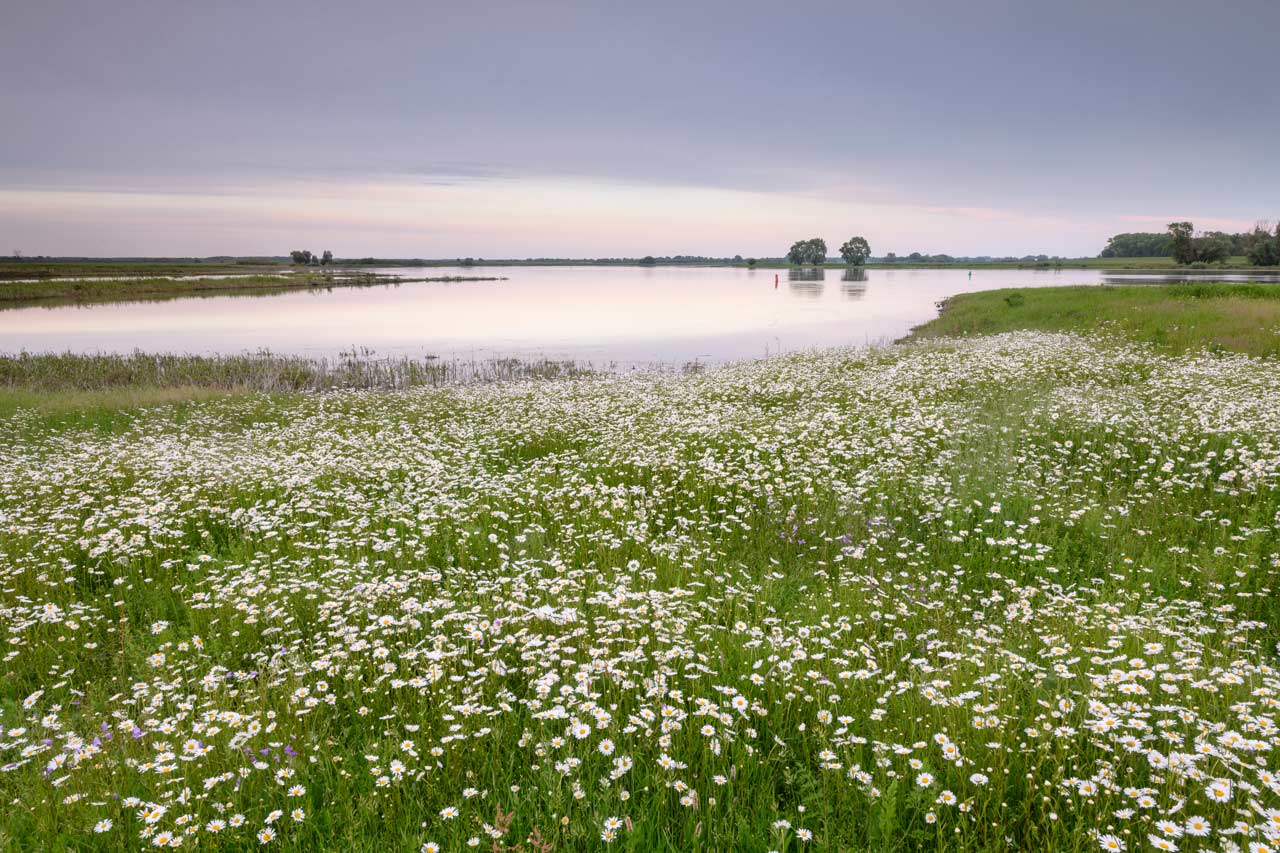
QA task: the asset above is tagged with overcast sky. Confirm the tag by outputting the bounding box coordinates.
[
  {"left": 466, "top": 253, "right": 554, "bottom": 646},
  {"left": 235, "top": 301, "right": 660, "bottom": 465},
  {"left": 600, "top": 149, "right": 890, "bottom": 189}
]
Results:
[{"left": 3, "top": 0, "right": 1278, "bottom": 258}]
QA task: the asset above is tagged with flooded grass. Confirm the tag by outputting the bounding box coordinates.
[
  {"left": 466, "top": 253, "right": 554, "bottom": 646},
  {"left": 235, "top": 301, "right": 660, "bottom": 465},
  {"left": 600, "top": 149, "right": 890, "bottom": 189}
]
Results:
[{"left": 0, "top": 351, "right": 598, "bottom": 397}]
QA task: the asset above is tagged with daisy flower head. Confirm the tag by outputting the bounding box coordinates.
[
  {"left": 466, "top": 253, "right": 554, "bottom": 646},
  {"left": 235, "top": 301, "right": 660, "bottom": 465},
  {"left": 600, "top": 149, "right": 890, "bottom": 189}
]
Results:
[
  {"left": 1206, "top": 779, "right": 1232, "bottom": 802},
  {"left": 1183, "top": 817, "right": 1209, "bottom": 837}
]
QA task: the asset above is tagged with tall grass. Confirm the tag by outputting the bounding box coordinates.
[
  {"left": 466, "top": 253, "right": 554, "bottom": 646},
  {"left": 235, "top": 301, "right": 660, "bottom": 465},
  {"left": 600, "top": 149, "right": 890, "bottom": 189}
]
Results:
[{"left": 0, "top": 351, "right": 597, "bottom": 393}]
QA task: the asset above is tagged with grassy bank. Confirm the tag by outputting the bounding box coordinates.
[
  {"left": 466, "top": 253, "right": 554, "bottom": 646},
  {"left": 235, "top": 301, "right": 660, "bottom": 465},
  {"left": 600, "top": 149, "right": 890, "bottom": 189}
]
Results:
[
  {"left": 908, "top": 281, "right": 1280, "bottom": 357},
  {"left": 0, "top": 271, "right": 503, "bottom": 309}
]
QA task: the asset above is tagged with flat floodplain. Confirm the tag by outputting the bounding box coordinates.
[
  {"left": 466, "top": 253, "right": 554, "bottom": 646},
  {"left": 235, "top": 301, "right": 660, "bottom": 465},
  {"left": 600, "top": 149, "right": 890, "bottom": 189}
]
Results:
[{"left": 1, "top": 330, "right": 1278, "bottom": 850}]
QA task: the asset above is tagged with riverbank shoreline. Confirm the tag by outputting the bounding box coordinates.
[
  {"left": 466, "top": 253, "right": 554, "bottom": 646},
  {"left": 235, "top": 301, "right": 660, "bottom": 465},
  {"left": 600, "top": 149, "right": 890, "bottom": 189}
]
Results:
[{"left": 4, "top": 255, "right": 1279, "bottom": 283}]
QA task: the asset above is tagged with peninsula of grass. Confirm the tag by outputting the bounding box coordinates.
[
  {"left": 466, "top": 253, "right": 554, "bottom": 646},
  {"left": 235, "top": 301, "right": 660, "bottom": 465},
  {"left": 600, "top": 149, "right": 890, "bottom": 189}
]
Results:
[
  {"left": 0, "top": 270, "right": 504, "bottom": 309},
  {"left": 908, "top": 281, "right": 1280, "bottom": 357}
]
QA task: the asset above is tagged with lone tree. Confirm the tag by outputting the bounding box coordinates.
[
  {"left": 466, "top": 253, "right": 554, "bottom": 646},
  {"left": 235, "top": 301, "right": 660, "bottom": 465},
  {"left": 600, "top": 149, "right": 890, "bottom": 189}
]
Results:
[
  {"left": 321, "top": 250, "right": 333, "bottom": 265},
  {"left": 840, "top": 236, "right": 871, "bottom": 265},
  {"left": 1167, "top": 222, "right": 1233, "bottom": 265},
  {"left": 1247, "top": 223, "right": 1280, "bottom": 267},
  {"left": 787, "top": 237, "right": 827, "bottom": 265},
  {"left": 1167, "top": 222, "right": 1195, "bottom": 264},
  {"left": 1195, "top": 234, "right": 1233, "bottom": 264}
]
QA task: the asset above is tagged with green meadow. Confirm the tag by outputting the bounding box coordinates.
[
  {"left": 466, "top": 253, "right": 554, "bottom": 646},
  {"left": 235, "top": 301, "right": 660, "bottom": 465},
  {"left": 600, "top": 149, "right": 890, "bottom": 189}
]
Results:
[
  {"left": 0, "top": 284, "right": 1278, "bottom": 851},
  {"left": 909, "top": 282, "right": 1280, "bottom": 357}
]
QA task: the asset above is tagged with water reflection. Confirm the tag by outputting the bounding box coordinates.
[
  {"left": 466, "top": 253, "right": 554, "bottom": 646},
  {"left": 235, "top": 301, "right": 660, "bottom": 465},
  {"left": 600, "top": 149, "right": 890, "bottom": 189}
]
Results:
[
  {"left": 1, "top": 266, "right": 1265, "bottom": 365},
  {"left": 841, "top": 268, "right": 868, "bottom": 301},
  {"left": 788, "top": 267, "right": 825, "bottom": 298}
]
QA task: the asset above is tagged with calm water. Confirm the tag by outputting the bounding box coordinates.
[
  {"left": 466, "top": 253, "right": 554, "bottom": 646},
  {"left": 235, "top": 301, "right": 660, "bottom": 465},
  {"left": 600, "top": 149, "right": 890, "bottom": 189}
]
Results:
[{"left": 2, "top": 266, "right": 1276, "bottom": 365}]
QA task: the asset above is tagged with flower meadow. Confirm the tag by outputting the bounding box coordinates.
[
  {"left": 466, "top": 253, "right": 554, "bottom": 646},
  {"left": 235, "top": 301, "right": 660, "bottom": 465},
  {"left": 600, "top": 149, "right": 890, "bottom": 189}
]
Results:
[{"left": 1, "top": 332, "right": 1279, "bottom": 852}]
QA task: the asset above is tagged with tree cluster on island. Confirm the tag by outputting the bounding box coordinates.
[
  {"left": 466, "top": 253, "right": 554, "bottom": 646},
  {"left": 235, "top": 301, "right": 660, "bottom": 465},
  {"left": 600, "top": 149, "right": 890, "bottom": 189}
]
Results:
[
  {"left": 1099, "top": 222, "right": 1280, "bottom": 266},
  {"left": 289, "top": 250, "right": 334, "bottom": 265},
  {"left": 786, "top": 237, "right": 872, "bottom": 266}
]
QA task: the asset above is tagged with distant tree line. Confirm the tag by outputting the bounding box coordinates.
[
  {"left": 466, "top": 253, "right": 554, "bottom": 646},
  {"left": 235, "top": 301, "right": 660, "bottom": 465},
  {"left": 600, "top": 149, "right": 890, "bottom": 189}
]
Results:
[
  {"left": 339, "top": 251, "right": 1076, "bottom": 267},
  {"left": 519, "top": 255, "right": 749, "bottom": 265},
  {"left": 879, "top": 252, "right": 1061, "bottom": 263},
  {"left": 1099, "top": 222, "right": 1279, "bottom": 265},
  {"left": 783, "top": 240, "right": 1063, "bottom": 266},
  {"left": 290, "top": 250, "right": 334, "bottom": 265},
  {"left": 637, "top": 254, "right": 747, "bottom": 265}
]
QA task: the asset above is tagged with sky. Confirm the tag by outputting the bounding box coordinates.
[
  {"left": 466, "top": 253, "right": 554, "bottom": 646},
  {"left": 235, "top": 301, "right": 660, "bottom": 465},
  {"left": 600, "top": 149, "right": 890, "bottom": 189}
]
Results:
[{"left": 2, "top": 0, "right": 1278, "bottom": 259}]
